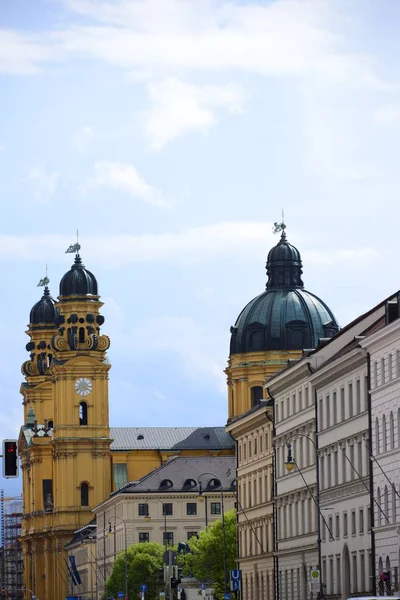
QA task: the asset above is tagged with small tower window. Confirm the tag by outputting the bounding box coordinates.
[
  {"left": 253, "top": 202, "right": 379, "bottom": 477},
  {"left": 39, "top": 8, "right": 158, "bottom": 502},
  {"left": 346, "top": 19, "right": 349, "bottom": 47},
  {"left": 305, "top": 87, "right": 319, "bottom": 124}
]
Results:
[
  {"left": 79, "top": 402, "right": 88, "bottom": 426},
  {"left": 251, "top": 386, "right": 263, "bottom": 407},
  {"left": 48, "top": 420, "right": 54, "bottom": 430},
  {"left": 79, "top": 327, "right": 85, "bottom": 343},
  {"left": 80, "top": 482, "right": 89, "bottom": 506}
]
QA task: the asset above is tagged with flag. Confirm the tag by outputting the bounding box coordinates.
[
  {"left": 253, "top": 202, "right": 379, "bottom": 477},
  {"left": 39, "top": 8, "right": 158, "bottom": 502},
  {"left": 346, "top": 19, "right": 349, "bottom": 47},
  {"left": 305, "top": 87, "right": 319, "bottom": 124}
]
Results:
[
  {"left": 65, "top": 243, "right": 81, "bottom": 254},
  {"left": 69, "top": 555, "right": 82, "bottom": 585},
  {"left": 37, "top": 276, "right": 50, "bottom": 287}
]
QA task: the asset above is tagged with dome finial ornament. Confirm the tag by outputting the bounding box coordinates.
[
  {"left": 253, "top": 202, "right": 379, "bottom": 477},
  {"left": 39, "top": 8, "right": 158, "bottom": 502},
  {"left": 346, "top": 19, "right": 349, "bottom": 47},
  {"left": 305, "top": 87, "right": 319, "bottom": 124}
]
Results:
[
  {"left": 37, "top": 264, "right": 50, "bottom": 289},
  {"left": 272, "top": 209, "right": 286, "bottom": 240},
  {"left": 65, "top": 229, "right": 81, "bottom": 255}
]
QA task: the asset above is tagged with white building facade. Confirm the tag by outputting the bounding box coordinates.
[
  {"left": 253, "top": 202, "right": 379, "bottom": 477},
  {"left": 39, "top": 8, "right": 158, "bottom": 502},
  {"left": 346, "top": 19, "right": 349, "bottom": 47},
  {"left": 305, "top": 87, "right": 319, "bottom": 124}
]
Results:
[
  {"left": 268, "top": 298, "right": 388, "bottom": 600},
  {"left": 361, "top": 311, "right": 400, "bottom": 594},
  {"left": 311, "top": 346, "right": 372, "bottom": 599},
  {"left": 93, "top": 456, "right": 236, "bottom": 594},
  {"left": 269, "top": 360, "right": 319, "bottom": 600}
]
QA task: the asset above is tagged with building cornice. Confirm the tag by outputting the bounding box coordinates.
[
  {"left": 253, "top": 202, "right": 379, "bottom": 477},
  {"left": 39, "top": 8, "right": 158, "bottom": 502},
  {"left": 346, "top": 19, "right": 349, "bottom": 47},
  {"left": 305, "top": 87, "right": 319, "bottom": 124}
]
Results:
[
  {"left": 360, "top": 317, "right": 400, "bottom": 351},
  {"left": 309, "top": 348, "right": 366, "bottom": 387},
  {"left": 266, "top": 360, "right": 311, "bottom": 396},
  {"left": 226, "top": 404, "right": 272, "bottom": 437}
]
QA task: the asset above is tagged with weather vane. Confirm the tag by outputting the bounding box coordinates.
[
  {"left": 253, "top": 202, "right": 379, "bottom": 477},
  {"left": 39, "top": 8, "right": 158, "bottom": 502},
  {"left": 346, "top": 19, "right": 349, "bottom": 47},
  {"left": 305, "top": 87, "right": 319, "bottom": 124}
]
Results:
[
  {"left": 65, "top": 229, "right": 81, "bottom": 254},
  {"left": 272, "top": 209, "right": 286, "bottom": 234},
  {"left": 37, "top": 264, "right": 50, "bottom": 287}
]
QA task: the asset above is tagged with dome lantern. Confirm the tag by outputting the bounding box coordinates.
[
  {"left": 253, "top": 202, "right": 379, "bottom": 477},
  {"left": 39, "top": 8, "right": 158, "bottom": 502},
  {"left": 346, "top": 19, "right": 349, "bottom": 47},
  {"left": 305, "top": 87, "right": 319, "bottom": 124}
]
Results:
[{"left": 266, "top": 228, "right": 304, "bottom": 290}]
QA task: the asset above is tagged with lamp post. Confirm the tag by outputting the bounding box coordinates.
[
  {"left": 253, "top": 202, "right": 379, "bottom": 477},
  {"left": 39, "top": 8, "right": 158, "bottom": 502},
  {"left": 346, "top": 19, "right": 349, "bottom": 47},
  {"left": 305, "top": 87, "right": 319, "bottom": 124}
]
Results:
[
  {"left": 197, "top": 471, "right": 228, "bottom": 594},
  {"left": 284, "top": 433, "right": 323, "bottom": 600},
  {"left": 108, "top": 516, "right": 128, "bottom": 600},
  {"left": 142, "top": 499, "right": 168, "bottom": 548}
]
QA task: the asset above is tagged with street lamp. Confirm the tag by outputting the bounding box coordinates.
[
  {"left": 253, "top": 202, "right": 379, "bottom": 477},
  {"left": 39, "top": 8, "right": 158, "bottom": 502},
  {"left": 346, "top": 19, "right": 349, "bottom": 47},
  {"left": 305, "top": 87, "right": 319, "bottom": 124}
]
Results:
[
  {"left": 141, "top": 499, "right": 168, "bottom": 548},
  {"left": 108, "top": 516, "right": 128, "bottom": 600},
  {"left": 197, "top": 471, "right": 228, "bottom": 594},
  {"left": 284, "top": 434, "right": 324, "bottom": 600}
]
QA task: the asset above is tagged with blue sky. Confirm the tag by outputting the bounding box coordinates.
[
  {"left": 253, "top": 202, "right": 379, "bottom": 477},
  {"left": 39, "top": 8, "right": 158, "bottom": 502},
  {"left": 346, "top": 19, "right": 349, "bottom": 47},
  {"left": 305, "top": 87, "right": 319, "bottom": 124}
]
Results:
[{"left": 1, "top": 0, "right": 400, "bottom": 494}]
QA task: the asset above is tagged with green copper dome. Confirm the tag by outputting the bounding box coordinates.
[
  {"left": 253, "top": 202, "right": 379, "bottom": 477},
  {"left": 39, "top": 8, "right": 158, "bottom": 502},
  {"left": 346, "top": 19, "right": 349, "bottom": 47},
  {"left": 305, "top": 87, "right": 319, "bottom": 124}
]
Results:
[{"left": 230, "top": 229, "right": 339, "bottom": 354}]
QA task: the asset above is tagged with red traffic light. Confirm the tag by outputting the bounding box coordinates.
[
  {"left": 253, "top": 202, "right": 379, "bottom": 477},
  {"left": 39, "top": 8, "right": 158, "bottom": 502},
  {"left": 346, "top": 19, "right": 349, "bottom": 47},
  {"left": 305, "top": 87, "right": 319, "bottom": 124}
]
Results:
[{"left": 2, "top": 440, "right": 18, "bottom": 478}]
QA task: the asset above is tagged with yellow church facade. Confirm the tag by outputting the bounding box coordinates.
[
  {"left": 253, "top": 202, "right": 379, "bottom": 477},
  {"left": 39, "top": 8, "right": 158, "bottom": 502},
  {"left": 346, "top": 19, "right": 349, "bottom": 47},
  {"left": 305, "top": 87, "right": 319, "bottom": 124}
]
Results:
[{"left": 18, "top": 252, "right": 234, "bottom": 600}]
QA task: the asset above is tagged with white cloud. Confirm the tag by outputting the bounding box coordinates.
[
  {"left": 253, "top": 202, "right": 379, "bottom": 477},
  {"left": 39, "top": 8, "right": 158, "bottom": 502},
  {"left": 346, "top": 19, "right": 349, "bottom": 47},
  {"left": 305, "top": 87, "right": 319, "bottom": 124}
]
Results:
[
  {"left": 145, "top": 78, "right": 245, "bottom": 149},
  {"left": 115, "top": 314, "right": 227, "bottom": 392},
  {"left": 72, "top": 125, "right": 96, "bottom": 152},
  {"left": 375, "top": 104, "right": 400, "bottom": 126},
  {"left": 56, "top": 0, "right": 379, "bottom": 86},
  {"left": 29, "top": 167, "right": 60, "bottom": 203},
  {"left": 0, "top": 222, "right": 381, "bottom": 269},
  {"left": 2, "top": 0, "right": 383, "bottom": 89},
  {"left": 80, "top": 161, "right": 168, "bottom": 207},
  {"left": 0, "top": 30, "right": 53, "bottom": 75}
]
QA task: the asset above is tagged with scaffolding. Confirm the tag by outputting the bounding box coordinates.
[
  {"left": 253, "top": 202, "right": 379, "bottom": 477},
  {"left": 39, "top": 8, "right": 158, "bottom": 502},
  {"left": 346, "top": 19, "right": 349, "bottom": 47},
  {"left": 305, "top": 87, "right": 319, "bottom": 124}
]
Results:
[{"left": 0, "top": 490, "right": 23, "bottom": 598}]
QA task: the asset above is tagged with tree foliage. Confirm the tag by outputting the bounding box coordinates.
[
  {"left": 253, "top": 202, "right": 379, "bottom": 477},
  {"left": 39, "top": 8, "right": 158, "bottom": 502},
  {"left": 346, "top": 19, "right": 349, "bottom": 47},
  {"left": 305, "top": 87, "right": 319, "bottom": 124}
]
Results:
[
  {"left": 105, "top": 542, "right": 164, "bottom": 600},
  {"left": 184, "top": 509, "right": 237, "bottom": 599}
]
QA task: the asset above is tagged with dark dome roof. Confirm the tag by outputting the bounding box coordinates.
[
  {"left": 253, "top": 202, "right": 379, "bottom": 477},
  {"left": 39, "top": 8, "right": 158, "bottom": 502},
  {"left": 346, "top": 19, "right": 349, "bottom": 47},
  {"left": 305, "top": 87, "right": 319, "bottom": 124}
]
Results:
[
  {"left": 59, "top": 254, "right": 98, "bottom": 298},
  {"left": 30, "top": 287, "right": 59, "bottom": 326},
  {"left": 230, "top": 228, "right": 339, "bottom": 354}
]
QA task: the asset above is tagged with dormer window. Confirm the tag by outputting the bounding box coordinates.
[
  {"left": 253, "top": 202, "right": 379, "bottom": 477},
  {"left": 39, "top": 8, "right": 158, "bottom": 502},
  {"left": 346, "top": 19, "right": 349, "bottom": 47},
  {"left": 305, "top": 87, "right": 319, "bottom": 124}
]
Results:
[
  {"left": 159, "top": 479, "right": 173, "bottom": 490},
  {"left": 207, "top": 478, "right": 221, "bottom": 490},
  {"left": 183, "top": 478, "right": 197, "bottom": 490}
]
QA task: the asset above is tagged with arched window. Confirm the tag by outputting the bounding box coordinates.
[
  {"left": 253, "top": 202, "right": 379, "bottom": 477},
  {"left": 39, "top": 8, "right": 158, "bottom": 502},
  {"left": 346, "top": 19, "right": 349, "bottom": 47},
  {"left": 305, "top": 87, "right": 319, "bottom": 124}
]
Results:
[
  {"left": 377, "top": 487, "right": 382, "bottom": 526},
  {"left": 79, "top": 402, "right": 88, "bottom": 426},
  {"left": 390, "top": 411, "right": 395, "bottom": 450},
  {"left": 80, "top": 482, "right": 89, "bottom": 506},
  {"left": 383, "top": 415, "right": 387, "bottom": 452},
  {"left": 79, "top": 327, "right": 85, "bottom": 343},
  {"left": 398, "top": 407, "right": 400, "bottom": 448},
  {"left": 251, "top": 386, "right": 263, "bottom": 407},
  {"left": 392, "top": 485, "right": 397, "bottom": 523},
  {"left": 384, "top": 485, "right": 389, "bottom": 523},
  {"left": 375, "top": 418, "right": 380, "bottom": 454}
]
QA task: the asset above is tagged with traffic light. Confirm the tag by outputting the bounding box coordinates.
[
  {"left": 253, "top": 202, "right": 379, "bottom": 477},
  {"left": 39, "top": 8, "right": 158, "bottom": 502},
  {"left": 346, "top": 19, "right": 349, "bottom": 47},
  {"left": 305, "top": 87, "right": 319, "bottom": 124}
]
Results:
[
  {"left": 2, "top": 440, "right": 18, "bottom": 478},
  {"left": 171, "top": 566, "right": 182, "bottom": 589},
  {"left": 1, "top": 587, "right": 6, "bottom": 596}
]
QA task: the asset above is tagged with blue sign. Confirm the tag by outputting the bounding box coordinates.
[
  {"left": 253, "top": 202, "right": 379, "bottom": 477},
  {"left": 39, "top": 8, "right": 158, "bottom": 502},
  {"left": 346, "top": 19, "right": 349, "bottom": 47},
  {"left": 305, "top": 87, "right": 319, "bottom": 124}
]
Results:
[
  {"left": 118, "top": 593, "right": 124, "bottom": 599},
  {"left": 201, "top": 584, "right": 206, "bottom": 591},
  {"left": 230, "top": 570, "right": 241, "bottom": 581},
  {"left": 224, "top": 594, "right": 231, "bottom": 600},
  {"left": 140, "top": 585, "right": 148, "bottom": 593},
  {"left": 231, "top": 581, "right": 240, "bottom": 592}
]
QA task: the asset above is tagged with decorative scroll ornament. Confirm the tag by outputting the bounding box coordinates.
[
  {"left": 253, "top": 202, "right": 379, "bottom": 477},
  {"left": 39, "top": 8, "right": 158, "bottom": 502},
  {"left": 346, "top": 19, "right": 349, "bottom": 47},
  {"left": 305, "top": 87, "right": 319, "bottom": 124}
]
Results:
[
  {"left": 21, "top": 360, "right": 39, "bottom": 377},
  {"left": 82, "top": 334, "right": 98, "bottom": 351},
  {"left": 52, "top": 335, "right": 68, "bottom": 352},
  {"left": 97, "top": 335, "right": 110, "bottom": 351}
]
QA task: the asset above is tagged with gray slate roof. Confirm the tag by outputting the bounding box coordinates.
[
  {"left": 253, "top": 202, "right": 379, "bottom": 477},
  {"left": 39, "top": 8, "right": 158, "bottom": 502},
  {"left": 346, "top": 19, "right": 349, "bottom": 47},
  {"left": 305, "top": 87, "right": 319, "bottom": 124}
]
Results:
[
  {"left": 119, "top": 456, "right": 236, "bottom": 494},
  {"left": 110, "top": 427, "right": 234, "bottom": 451}
]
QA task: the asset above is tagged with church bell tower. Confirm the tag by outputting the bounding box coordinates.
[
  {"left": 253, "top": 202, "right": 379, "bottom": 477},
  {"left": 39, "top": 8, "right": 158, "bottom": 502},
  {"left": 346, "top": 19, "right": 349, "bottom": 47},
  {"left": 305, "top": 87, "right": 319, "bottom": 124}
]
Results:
[{"left": 19, "top": 251, "right": 112, "bottom": 600}]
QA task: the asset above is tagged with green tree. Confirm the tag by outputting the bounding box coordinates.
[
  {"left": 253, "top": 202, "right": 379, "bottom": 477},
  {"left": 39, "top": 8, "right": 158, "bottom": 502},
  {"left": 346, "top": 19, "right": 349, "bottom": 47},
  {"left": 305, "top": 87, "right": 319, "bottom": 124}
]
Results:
[
  {"left": 105, "top": 542, "right": 164, "bottom": 600},
  {"left": 184, "top": 509, "right": 237, "bottom": 599}
]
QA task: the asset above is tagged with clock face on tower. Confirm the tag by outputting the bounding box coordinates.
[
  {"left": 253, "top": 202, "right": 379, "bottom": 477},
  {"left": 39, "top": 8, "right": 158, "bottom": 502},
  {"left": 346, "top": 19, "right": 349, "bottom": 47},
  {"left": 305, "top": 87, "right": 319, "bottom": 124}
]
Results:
[{"left": 74, "top": 377, "right": 93, "bottom": 396}]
